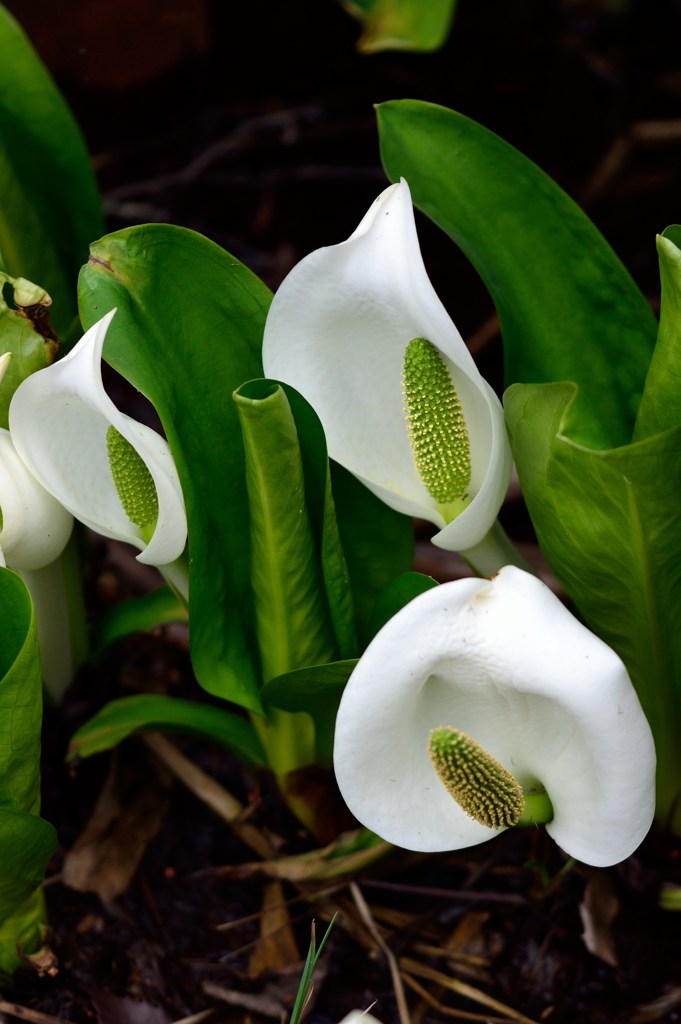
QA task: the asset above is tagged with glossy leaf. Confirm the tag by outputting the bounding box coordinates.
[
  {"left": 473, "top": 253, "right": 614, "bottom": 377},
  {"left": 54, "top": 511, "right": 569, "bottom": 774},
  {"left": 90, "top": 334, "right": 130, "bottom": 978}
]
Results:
[
  {"left": 0, "top": 812, "right": 55, "bottom": 975},
  {"left": 67, "top": 694, "right": 266, "bottom": 766},
  {"left": 234, "top": 380, "right": 350, "bottom": 681},
  {"left": 505, "top": 381, "right": 681, "bottom": 831},
  {"left": 93, "top": 586, "right": 187, "bottom": 653},
  {"left": 0, "top": 5, "right": 103, "bottom": 337},
  {"left": 377, "top": 100, "right": 657, "bottom": 449},
  {"left": 367, "top": 570, "right": 439, "bottom": 640},
  {"left": 78, "top": 225, "right": 270, "bottom": 714},
  {"left": 0, "top": 568, "right": 56, "bottom": 972},
  {"left": 262, "top": 659, "right": 358, "bottom": 765},
  {"left": 634, "top": 229, "right": 681, "bottom": 440},
  {"left": 283, "top": 385, "right": 357, "bottom": 661},
  {"left": 341, "top": 0, "right": 457, "bottom": 52}
]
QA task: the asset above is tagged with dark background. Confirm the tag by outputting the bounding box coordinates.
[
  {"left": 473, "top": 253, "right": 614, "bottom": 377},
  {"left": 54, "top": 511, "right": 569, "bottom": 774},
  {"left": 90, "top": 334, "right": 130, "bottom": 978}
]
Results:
[{"left": 8, "top": 0, "right": 681, "bottom": 328}]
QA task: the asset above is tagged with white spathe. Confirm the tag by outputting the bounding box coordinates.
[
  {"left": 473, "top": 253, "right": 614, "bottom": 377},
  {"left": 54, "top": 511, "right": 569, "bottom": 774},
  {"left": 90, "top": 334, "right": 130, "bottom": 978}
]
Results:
[
  {"left": 262, "top": 178, "right": 512, "bottom": 551},
  {"left": 0, "top": 427, "right": 73, "bottom": 570},
  {"left": 9, "top": 309, "right": 187, "bottom": 569},
  {"left": 333, "top": 566, "right": 656, "bottom": 867}
]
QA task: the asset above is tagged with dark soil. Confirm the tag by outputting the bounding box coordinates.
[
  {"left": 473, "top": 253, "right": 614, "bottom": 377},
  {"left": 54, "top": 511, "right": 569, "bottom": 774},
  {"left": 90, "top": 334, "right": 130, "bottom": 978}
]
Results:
[{"left": 3, "top": 1, "right": 681, "bottom": 1022}]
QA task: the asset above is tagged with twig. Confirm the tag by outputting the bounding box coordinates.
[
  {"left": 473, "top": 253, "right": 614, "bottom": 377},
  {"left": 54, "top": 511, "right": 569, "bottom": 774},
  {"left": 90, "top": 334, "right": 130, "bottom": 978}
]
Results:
[
  {"left": 0, "top": 1001, "right": 74, "bottom": 1024},
  {"left": 349, "top": 881, "right": 411, "bottom": 1024},
  {"left": 402, "top": 973, "right": 514, "bottom": 1022},
  {"left": 202, "top": 981, "right": 285, "bottom": 1020},
  {"left": 103, "top": 104, "right": 322, "bottom": 200},
  {"left": 171, "top": 1011, "right": 216, "bottom": 1024},
  {"left": 399, "top": 957, "right": 539, "bottom": 1024},
  {"left": 361, "top": 879, "right": 526, "bottom": 906},
  {"left": 142, "top": 733, "right": 273, "bottom": 859}
]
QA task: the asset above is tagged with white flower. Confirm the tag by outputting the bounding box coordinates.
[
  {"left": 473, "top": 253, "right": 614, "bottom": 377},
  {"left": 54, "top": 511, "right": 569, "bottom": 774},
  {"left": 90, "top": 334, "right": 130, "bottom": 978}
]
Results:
[
  {"left": 0, "top": 427, "right": 72, "bottom": 570},
  {"left": 262, "top": 178, "right": 511, "bottom": 552},
  {"left": 333, "top": 566, "right": 656, "bottom": 867},
  {"left": 8, "top": 310, "right": 187, "bottom": 574},
  {"left": 338, "top": 1013, "right": 382, "bottom": 1024}
]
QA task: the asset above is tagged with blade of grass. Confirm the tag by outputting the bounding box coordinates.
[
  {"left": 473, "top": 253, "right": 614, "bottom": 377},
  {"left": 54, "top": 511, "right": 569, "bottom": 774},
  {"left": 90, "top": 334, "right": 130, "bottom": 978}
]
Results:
[{"left": 289, "top": 914, "right": 337, "bottom": 1024}]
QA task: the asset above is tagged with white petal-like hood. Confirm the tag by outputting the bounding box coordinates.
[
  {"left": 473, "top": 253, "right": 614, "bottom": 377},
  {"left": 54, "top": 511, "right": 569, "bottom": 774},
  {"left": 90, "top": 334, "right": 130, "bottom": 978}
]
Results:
[
  {"left": 0, "top": 428, "right": 73, "bottom": 570},
  {"left": 263, "top": 179, "right": 512, "bottom": 550},
  {"left": 333, "top": 566, "right": 656, "bottom": 867},
  {"left": 8, "top": 309, "right": 187, "bottom": 568}
]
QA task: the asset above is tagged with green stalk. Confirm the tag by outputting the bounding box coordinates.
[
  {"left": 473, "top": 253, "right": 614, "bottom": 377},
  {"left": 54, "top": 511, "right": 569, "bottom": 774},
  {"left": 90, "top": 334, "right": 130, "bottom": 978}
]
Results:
[
  {"left": 459, "top": 519, "right": 532, "bottom": 578},
  {"left": 19, "top": 531, "right": 88, "bottom": 703}
]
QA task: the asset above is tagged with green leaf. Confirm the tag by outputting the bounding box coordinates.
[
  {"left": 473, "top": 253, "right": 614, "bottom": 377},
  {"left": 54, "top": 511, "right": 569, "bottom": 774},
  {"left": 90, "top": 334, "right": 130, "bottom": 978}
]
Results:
[
  {"left": 262, "top": 659, "right": 358, "bottom": 766},
  {"left": 367, "top": 570, "right": 439, "bottom": 640},
  {"left": 505, "top": 381, "right": 681, "bottom": 830},
  {"left": 289, "top": 915, "right": 337, "bottom": 1024},
  {"left": 340, "top": 0, "right": 457, "bottom": 52},
  {"left": 67, "top": 693, "right": 266, "bottom": 766},
  {"left": 331, "top": 463, "right": 414, "bottom": 647},
  {"left": 0, "top": 5, "right": 103, "bottom": 337},
  {"left": 78, "top": 225, "right": 270, "bottom": 714},
  {"left": 377, "top": 100, "right": 657, "bottom": 449},
  {"left": 634, "top": 229, "right": 681, "bottom": 440},
  {"left": 0, "top": 568, "right": 56, "bottom": 971},
  {"left": 0, "top": 569, "right": 45, "bottom": 815},
  {"left": 234, "top": 380, "right": 349, "bottom": 681},
  {"left": 93, "top": 586, "right": 187, "bottom": 653},
  {"left": 0, "top": 273, "right": 58, "bottom": 428},
  {"left": 283, "top": 385, "right": 357, "bottom": 661},
  {"left": 0, "top": 812, "right": 55, "bottom": 975}
]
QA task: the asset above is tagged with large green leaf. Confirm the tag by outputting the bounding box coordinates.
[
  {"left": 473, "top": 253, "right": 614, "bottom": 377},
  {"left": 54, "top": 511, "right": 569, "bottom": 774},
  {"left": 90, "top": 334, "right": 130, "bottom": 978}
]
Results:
[
  {"left": 0, "top": 569, "right": 46, "bottom": 815},
  {"left": 234, "top": 380, "right": 338, "bottom": 683},
  {"left": 0, "top": 568, "right": 56, "bottom": 972},
  {"left": 66, "top": 694, "right": 266, "bottom": 766},
  {"left": 262, "top": 660, "right": 358, "bottom": 766},
  {"left": 282, "top": 385, "right": 357, "bottom": 661},
  {"left": 0, "top": 5, "right": 103, "bottom": 337},
  {"left": 93, "top": 586, "right": 187, "bottom": 653},
  {"left": 367, "top": 570, "right": 438, "bottom": 640},
  {"left": 0, "top": 813, "right": 55, "bottom": 976},
  {"left": 341, "top": 0, "right": 457, "bottom": 52},
  {"left": 505, "top": 381, "right": 681, "bottom": 830},
  {"left": 78, "top": 225, "right": 270, "bottom": 714},
  {"left": 377, "top": 100, "right": 657, "bottom": 449}
]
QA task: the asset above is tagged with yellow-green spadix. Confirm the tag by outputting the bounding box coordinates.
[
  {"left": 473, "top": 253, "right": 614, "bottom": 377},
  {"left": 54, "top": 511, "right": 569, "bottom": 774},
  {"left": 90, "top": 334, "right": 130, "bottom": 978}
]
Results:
[
  {"left": 333, "top": 566, "right": 656, "bottom": 867},
  {"left": 8, "top": 310, "right": 187, "bottom": 579},
  {"left": 262, "top": 178, "right": 511, "bottom": 552}
]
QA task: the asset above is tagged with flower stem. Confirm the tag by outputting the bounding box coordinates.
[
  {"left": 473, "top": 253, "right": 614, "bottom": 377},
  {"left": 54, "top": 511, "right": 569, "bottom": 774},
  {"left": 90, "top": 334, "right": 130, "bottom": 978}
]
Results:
[
  {"left": 158, "top": 551, "right": 190, "bottom": 606},
  {"left": 19, "top": 532, "right": 88, "bottom": 703},
  {"left": 459, "top": 519, "right": 532, "bottom": 578}
]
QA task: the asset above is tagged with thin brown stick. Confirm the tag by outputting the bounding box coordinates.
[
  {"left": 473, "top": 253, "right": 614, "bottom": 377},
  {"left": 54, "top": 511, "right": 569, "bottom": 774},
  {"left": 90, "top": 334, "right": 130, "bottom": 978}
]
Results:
[
  {"left": 0, "top": 1001, "right": 74, "bottom": 1024},
  {"left": 171, "top": 1011, "right": 216, "bottom": 1024},
  {"left": 402, "top": 973, "right": 515, "bottom": 1022},
  {"left": 349, "top": 881, "right": 411, "bottom": 1024},
  {"left": 142, "top": 733, "right": 273, "bottom": 859},
  {"left": 400, "top": 957, "right": 539, "bottom": 1024}
]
